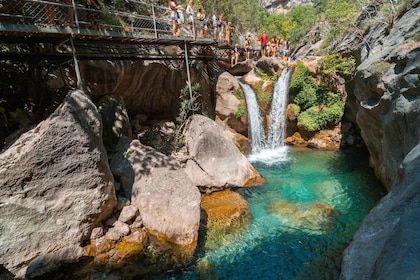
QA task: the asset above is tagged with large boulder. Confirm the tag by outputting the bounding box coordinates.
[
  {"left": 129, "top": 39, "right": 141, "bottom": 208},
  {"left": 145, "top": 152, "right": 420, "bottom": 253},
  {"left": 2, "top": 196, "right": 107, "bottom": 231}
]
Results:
[
  {"left": 340, "top": 143, "right": 420, "bottom": 280},
  {"left": 184, "top": 115, "right": 265, "bottom": 192},
  {"left": 109, "top": 139, "right": 201, "bottom": 261},
  {"left": 0, "top": 90, "right": 117, "bottom": 278}
]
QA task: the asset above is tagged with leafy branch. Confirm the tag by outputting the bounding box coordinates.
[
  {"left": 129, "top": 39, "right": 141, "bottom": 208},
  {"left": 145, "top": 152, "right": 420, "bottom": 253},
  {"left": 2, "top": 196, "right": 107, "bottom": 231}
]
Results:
[{"left": 174, "top": 82, "right": 201, "bottom": 150}]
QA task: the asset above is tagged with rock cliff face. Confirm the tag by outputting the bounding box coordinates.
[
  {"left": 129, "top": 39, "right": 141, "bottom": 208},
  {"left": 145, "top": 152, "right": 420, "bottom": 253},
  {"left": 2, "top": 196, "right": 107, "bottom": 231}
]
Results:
[
  {"left": 337, "top": 1, "right": 420, "bottom": 279},
  {"left": 335, "top": 1, "right": 420, "bottom": 190},
  {"left": 76, "top": 55, "right": 216, "bottom": 121},
  {"left": 260, "top": 0, "right": 314, "bottom": 14}
]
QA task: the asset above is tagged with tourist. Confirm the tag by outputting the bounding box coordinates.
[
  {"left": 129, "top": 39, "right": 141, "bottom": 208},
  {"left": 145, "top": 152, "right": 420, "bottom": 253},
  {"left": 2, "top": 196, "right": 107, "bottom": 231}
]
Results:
[
  {"left": 186, "top": 0, "right": 195, "bottom": 37},
  {"left": 169, "top": 0, "right": 178, "bottom": 36},
  {"left": 259, "top": 31, "right": 269, "bottom": 57},
  {"left": 244, "top": 37, "right": 251, "bottom": 60},
  {"left": 282, "top": 39, "right": 290, "bottom": 62},
  {"left": 230, "top": 44, "right": 240, "bottom": 66},
  {"left": 270, "top": 36, "right": 277, "bottom": 58},
  {"left": 196, "top": 8, "right": 206, "bottom": 38},
  {"left": 175, "top": 5, "right": 184, "bottom": 36},
  {"left": 212, "top": 11, "right": 219, "bottom": 40},
  {"left": 225, "top": 22, "right": 233, "bottom": 43},
  {"left": 86, "top": 0, "right": 101, "bottom": 30},
  {"left": 218, "top": 13, "right": 225, "bottom": 41},
  {"left": 234, "top": 43, "right": 240, "bottom": 65}
]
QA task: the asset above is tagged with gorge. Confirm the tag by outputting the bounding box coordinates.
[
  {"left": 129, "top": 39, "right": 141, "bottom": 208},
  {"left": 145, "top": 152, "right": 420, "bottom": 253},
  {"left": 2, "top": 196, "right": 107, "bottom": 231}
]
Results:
[{"left": 0, "top": 0, "right": 419, "bottom": 279}]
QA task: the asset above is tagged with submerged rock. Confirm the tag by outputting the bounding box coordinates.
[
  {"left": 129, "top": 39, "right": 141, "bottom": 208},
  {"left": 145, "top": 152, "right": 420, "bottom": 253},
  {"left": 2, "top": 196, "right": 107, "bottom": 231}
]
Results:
[
  {"left": 268, "top": 200, "right": 338, "bottom": 233},
  {"left": 201, "top": 189, "right": 252, "bottom": 250}
]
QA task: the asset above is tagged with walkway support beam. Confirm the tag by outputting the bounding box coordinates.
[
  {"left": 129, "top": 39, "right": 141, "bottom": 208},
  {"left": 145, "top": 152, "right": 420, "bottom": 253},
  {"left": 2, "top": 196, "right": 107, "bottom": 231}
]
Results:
[
  {"left": 69, "top": 36, "right": 83, "bottom": 90},
  {"left": 184, "top": 41, "right": 193, "bottom": 100}
]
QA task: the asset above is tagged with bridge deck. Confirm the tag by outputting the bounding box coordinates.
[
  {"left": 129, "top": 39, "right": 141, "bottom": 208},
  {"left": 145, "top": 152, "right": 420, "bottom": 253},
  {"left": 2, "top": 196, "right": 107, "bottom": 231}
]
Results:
[{"left": 0, "top": 0, "right": 231, "bottom": 61}]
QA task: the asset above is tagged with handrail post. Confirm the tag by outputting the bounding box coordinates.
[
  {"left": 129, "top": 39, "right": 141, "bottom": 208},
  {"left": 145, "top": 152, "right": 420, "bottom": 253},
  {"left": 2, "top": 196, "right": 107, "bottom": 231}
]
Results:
[
  {"left": 152, "top": 4, "right": 158, "bottom": 39},
  {"left": 71, "top": 0, "right": 80, "bottom": 33}
]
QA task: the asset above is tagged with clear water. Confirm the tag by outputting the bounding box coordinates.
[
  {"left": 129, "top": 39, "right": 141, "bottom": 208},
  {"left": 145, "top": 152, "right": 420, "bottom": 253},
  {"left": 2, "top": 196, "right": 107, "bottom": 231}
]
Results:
[{"left": 161, "top": 146, "right": 385, "bottom": 280}]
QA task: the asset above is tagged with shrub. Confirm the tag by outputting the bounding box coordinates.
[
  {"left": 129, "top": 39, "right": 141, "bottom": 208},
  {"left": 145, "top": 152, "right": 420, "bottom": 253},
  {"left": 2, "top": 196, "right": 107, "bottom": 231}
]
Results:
[
  {"left": 294, "top": 84, "right": 318, "bottom": 110},
  {"left": 298, "top": 102, "right": 344, "bottom": 132},
  {"left": 289, "top": 103, "right": 300, "bottom": 116},
  {"left": 319, "top": 53, "right": 356, "bottom": 77},
  {"left": 174, "top": 82, "right": 201, "bottom": 150},
  {"left": 290, "top": 62, "right": 319, "bottom": 110}
]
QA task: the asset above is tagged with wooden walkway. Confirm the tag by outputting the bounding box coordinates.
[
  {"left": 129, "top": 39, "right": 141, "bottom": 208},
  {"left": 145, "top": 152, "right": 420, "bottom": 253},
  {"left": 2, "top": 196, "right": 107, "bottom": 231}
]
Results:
[{"left": 0, "top": 0, "right": 231, "bottom": 61}]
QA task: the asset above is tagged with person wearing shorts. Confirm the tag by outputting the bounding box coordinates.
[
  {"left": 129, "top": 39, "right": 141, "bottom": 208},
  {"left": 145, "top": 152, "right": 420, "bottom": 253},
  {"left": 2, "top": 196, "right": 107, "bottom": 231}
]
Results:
[{"left": 259, "top": 31, "right": 269, "bottom": 57}]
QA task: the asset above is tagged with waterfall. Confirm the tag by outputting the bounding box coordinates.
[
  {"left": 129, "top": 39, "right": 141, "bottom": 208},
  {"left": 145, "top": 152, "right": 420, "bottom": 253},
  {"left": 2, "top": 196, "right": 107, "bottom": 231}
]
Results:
[
  {"left": 266, "top": 67, "right": 294, "bottom": 149},
  {"left": 238, "top": 67, "right": 294, "bottom": 163},
  {"left": 237, "top": 78, "right": 266, "bottom": 153}
]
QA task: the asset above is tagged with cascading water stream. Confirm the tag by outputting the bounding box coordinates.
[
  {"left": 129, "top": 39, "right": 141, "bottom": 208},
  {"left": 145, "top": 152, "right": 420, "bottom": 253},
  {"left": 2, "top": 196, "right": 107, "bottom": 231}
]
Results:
[
  {"left": 237, "top": 78, "right": 266, "bottom": 153},
  {"left": 266, "top": 67, "right": 294, "bottom": 149},
  {"left": 239, "top": 67, "right": 294, "bottom": 163}
]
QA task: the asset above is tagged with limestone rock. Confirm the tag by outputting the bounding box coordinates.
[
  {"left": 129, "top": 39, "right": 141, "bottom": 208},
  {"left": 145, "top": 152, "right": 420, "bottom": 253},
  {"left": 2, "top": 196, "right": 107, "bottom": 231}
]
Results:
[
  {"left": 308, "top": 125, "right": 342, "bottom": 150},
  {"left": 256, "top": 56, "right": 283, "bottom": 75},
  {"left": 341, "top": 143, "right": 420, "bottom": 280},
  {"left": 25, "top": 246, "right": 84, "bottom": 279},
  {"left": 110, "top": 138, "right": 201, "bottom": 259},
  {"left": 215, "top": 72, "right": 248, "bottom": 135},
  {"left": 338, "top": 1, "right": 420, "bottom": 189},
  {"left": 242, "top": 69, "right": 263, "bottom": 85},
  {"left": 228, "top": 59, "right": 256, "bottom": 76},
  {"left": 0, "top": 90, "right": 117, "bottom": 277},
  {"left": 118, "top": 205, "right": 139, "bottom": 224},
  {"left": 201, "top": 190, "right": 252, "bottom": 250},
  {"left": 184, "top": 115, "right": 265, "bottom": 192}
]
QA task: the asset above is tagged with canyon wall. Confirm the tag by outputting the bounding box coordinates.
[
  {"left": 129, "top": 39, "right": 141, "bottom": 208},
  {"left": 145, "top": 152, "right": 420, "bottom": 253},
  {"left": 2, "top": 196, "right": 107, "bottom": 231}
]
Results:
[{"left": 337, "top": 1, "right": 420, "bottom": 279}]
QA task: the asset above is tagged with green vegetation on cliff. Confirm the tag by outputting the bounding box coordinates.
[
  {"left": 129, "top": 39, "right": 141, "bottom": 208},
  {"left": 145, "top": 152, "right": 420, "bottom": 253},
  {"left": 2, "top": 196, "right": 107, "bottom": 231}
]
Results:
[{"left": 290, "top": 62, "right": 344, "bottom": 131}]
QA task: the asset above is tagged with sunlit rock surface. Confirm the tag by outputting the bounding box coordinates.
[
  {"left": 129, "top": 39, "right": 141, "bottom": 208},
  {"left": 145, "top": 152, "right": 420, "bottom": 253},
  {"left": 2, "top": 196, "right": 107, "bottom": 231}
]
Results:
[
  {"left": 0, "top": 90, "right": 117, "bottom": 278},
  {"left": 184, "top": 115, "right": 265, "bottom": 192},
  {"left": 215, "top": 72, "right": 248, "bottom": 136},
  {"left": 109, "top": 138, "right": 201, "bottom": 259}
]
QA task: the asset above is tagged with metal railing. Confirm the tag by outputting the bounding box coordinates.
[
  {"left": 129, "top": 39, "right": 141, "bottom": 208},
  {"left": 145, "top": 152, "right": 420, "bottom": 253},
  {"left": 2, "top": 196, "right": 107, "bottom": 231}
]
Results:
[{"left": 0, "top": 0, "right": 206, "bottom": 39}]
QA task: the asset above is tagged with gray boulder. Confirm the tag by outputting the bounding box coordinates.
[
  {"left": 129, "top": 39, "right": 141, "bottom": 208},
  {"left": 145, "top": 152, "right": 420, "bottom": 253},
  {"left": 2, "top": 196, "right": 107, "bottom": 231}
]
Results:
[
  {"left": 0, "top": 90, "right": 117, "bottom": 278},
  {"left": 109, "top": 139, "right": 201, "bottom": 252},
  {"left": 184, "top": 115, "right": 265, "bottom": 192}
]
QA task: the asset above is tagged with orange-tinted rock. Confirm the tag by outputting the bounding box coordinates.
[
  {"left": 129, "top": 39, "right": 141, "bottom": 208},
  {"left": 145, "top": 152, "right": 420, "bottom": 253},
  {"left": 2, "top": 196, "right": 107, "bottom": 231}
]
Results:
[{"left": 201, "top": 190, "right": 252, "bottom": 250}]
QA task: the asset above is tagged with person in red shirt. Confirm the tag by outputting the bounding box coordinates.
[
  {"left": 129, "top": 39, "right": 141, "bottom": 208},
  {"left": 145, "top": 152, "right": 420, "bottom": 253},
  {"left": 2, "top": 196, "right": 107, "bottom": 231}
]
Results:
[{"left": 259, "top": 31, "right": 269, "bottom": 57}]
